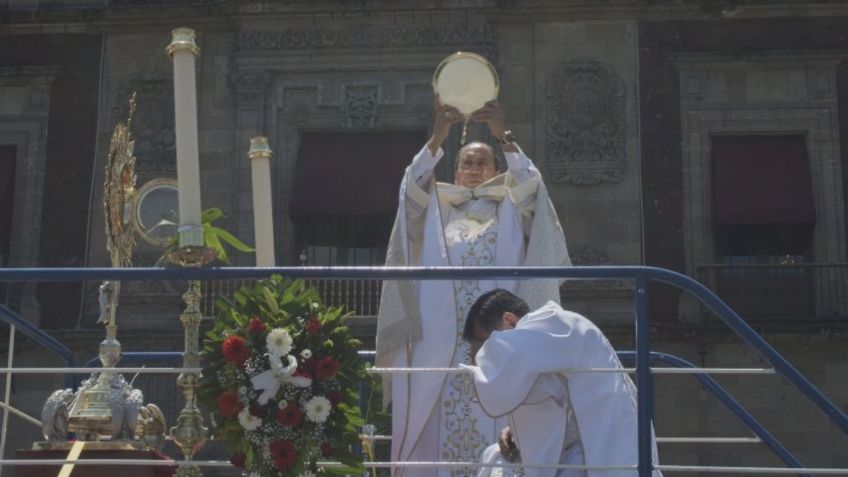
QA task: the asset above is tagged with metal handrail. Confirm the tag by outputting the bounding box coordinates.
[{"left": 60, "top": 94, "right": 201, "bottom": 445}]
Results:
[
  {"left": 83, "top": 351, "right": 184, "bottom": 369},
  {"left": 0, "top": 304, "right": 76, "bottom": 387},
  {"left": 697, "top": 262, "right": 848, "bottom": 269},
  {"left": 1, "top": 265, "right": 847, "bottom": 477},
  {"left": 618, "top": 351, "right": 809, "bottom": 476}
]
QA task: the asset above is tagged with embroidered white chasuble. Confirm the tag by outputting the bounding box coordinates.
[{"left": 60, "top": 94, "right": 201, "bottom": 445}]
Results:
[{"left": 376, "top": 145, "right": 571, "bottom": 477}]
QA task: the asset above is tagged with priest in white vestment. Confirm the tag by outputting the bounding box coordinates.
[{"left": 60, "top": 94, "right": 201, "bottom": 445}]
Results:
[
  {"left": 376, "top": 98, "right": 570, "bottom": 477},
  {"left": 461, "top": 289, "right": 662, "bottom": 477}
]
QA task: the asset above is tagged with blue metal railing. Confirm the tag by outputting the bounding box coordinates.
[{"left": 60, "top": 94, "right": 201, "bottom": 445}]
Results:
[
  {"left": 618, "top": 351, "right": 810, "bottom": 476},
  {"left": 1, "top": 265, "right": 847, "bottom": 477},
  {"left": 0, "top": 304, "right": 76, "bottom": 388}
]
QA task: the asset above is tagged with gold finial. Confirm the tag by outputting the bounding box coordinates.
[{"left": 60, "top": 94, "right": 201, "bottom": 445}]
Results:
[
  {"left": 166, "top": 27, "right": 201, "bottom": 58},
  {"left": 247, "top": 136, "right": 273, "bottom": 161}
]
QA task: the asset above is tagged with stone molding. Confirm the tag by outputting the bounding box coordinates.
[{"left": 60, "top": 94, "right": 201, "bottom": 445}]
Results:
[
  {"left": 545, "top": 60, "right": 626, "bottom": 185},
  {"left": 235, "top": 24, "right": 497, "bottom": 52}
]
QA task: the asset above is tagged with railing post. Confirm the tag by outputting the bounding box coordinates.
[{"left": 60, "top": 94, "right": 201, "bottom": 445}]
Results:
[{"left": 635, "top": 276, "right": 653, "bottom": 477}]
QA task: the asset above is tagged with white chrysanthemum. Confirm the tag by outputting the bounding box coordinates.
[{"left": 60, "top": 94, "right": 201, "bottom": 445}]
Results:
[
  {"left": 304, "top": 395, "right": 332, "bottom": 423},
  {"left": 237, "top": 407, "right": 262, "bottom": 431},
  {"left": 311, "top": 302, "right": 320, "bottom": 309},
  {"left": 300, "top": 348, "right": 312, "bottom": 359},
  {"left": 266, "top": 328, "right": 293, "bottom": 357},
  {"left": 277, "top": 400, "right": 289, "bottom": 410}
]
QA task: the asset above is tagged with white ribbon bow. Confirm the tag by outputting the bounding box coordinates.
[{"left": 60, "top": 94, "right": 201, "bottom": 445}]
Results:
[
  {"left": 251, "top": 354, "right": 312, "bottom": 405},
  {"left": 438, "top": 183, "right": 507, "bottom": 206}
]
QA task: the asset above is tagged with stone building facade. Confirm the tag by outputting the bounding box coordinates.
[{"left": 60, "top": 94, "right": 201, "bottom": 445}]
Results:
[{"left": 1, "top": 0, "right": 847, "bottom": 474}]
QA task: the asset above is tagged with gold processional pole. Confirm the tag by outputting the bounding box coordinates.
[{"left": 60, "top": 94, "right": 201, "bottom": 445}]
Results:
[{"left": 166, "top": 27, "right": 215, "bottom": 477}]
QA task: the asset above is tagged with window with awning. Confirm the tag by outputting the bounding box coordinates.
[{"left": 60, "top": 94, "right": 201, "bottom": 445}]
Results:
[
  {"left": 712, "top": 135, "right": 815, "bottom": 226},
  {"left": 290, "top": 130, "right": 425, "bottom": 265},
  {"left": 711, "top": 135, "right": 816, "bottom": 263}
]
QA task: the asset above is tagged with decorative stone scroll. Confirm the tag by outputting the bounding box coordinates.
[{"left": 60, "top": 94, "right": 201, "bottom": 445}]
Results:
[
  {"left": 545, "top": 60, "right": 626, "bottom": 185},
  {"left": 235, "top": 24, "right": 498, "bottom": 52}
]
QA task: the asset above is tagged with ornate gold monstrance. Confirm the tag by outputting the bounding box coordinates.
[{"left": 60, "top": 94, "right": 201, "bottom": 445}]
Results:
[{"left": 39, "top": 94, "right": 166, "bottom": 450}]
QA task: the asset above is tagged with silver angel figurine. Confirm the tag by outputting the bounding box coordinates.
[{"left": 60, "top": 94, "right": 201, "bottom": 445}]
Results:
[{"left": 97, "top": 280, "right": 115, "bottom": 325}]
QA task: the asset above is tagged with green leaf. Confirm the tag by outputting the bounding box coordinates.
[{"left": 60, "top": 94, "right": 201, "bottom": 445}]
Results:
[
  {"left": 262, "top": 287, "right": 280, "bottom": 314},
  {"left": 202, "top": 207, "right": 224, "bottom": 222},
  {"left": 203, "top": 222, "right": 230, "bottom": 263},
  {"left": 211, "top": 225, "right": 255, "bottom": 252}
]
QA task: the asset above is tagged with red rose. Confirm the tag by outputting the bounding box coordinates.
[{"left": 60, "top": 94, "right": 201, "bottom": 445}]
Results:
[
  {"left": 328, "top": 390, "right": 344, "bottom": 406},
  {"left": 315, "top": 356, "right": 341, "bottom": 379},
  {"left": 230, "top": 451, "right": 246, "bottom": 468},
  {"left": 248, "top": 317, "right": 267, "bottom": 334},
  {"left": 275, "top": 404, "right": 303, "bottom": 427},
  {"left": 221, "top": 335, "right": 250, "bottom": 365},
  {"left": 249, "top": 402, "right": 264, "bottom": 418},
  {"left": 305, "top": 317, "right": 322, "bottom": 335},
  {"left": 320, "top": 442, "right": 334, "bottom": 457},
  {"left": 270, "top": 440, "right": 296, "bottom": 469},
  {"left": 216, "top": 391, "right": 243, "bottom": 417}
]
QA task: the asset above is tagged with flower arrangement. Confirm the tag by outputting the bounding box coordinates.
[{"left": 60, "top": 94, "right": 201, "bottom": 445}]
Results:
[{"left": 199, "top": 276, "right": 367, "bottom": 477}]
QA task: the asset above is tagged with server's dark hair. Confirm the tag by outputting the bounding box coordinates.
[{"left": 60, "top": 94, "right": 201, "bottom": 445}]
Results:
[{"left": 462, "top": 289, "right": 529, "bottom": 341}]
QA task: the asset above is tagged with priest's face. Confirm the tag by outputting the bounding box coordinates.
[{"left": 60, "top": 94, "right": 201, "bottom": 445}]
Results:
[{"left": 455, "top": 144, "right": 498, "bottom": 189}]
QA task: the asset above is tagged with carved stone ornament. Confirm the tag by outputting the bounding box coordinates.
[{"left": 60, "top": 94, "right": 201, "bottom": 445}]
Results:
[
  {"left": 570, "top": 246, "right": 611, "bottom": 266},
  {"left": 563, "top": 246, "right": 623, "bottom": 290},
  {"left": 342, "top": 86, "right": 379, "bottom": 128},
  {"left": 545, "top": 60, "right": 626, "bottom": 185},
  {"left": 112, "top": 79, "right": 176, "bottom": 175},
  {"left": 235, "top": 24, "right": 498, "bottom": 52},
  {"left": 228, "top": 69, "right": 271, "bottom": 103}
]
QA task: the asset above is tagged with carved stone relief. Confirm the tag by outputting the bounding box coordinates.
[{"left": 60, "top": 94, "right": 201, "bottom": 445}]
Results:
[
  {"left": 341, "top": 85, "right": 379, "bottom": 128},
  {"left": 562, "top": 246, "right": 624, "bottom": 290},
  {"left": 228, "top": 69, "right": 271, "bottom": 103},
  {"left": 545, "top": 60, "right": 626, "bottom": 185},
  {"left": 111, "top": 78, "right": 176, "bottom": 176}
]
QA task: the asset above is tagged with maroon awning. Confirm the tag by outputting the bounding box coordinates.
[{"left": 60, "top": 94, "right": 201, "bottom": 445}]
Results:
[
  {"left": 290, "top": 131, "right": 425, "bottom": 217},
  {"left": 712, "top": 135, "right": 815, "bottom": 224}
]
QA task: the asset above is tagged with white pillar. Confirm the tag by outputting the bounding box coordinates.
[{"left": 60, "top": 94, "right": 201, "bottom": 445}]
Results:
[
  {"left": 248, "top": 136, "right": 276, "bottom": 266},
  {"left": 166, "top": 27, "right": 203, "bottom": 247}
]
